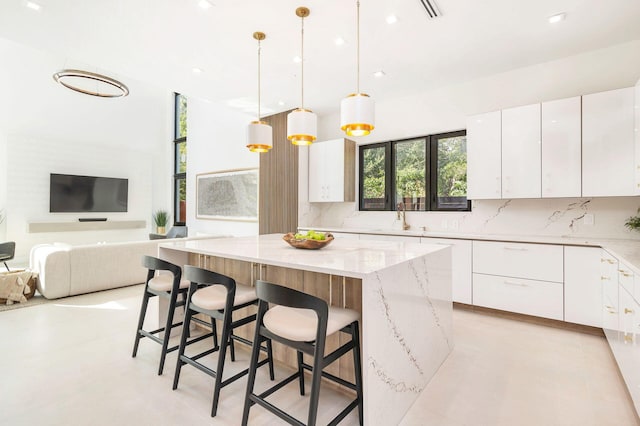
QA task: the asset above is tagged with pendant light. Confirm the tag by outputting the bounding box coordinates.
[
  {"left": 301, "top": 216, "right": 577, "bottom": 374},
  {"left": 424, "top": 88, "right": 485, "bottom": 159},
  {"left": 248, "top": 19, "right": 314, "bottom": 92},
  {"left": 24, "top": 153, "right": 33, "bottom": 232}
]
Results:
[
  {"left": 246, "top": 31, "right": 273, "bottom": 153},
  {"left": 340, "top": 0, "right": 375, "bottom": 137},
  {"left": 287, "top": 6, "right": 317, "bottom": 146}
]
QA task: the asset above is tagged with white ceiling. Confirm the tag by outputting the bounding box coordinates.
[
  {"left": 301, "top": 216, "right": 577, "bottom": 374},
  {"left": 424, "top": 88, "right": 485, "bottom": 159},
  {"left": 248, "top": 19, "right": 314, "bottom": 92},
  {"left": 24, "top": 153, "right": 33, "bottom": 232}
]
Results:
[{"left": 1, "top": 0, "right": 639, "bottom": 116}]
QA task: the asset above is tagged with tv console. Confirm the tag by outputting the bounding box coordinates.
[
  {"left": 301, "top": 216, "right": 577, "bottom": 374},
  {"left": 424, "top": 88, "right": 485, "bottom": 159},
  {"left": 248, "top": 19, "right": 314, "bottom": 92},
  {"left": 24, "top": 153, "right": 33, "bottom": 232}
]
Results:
[{"left": 79, "top": 218, "right": 107, "bottom": 222}]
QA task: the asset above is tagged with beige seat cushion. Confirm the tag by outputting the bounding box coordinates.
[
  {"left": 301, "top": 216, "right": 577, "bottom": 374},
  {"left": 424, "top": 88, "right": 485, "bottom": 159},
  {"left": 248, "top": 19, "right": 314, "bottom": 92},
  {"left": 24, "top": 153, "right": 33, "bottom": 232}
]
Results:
[
  {"left": 191, "top": 283, "right": 257, "bottom": 311},
  {"left": 148, "top": 271, "right": 190, "bottom": 292},
  {"left": 263, "top": 305, "right": 359, "bottom": 342}
]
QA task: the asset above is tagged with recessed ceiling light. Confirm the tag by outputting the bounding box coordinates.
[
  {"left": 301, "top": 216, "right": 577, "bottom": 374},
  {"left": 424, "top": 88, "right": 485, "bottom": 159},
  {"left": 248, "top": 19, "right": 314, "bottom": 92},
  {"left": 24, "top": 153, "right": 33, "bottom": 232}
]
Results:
[
  {"left": 548, "top": 13, "right": 566, "bottom": 24},
  {"left": 373, "top": 70, "right": 386, "bottom": 78},
  {"left": 198, "top": 0, "right": 213, "bottom": 10},
  {"left": 334, "top": 37, "right": 345, "bottom": 46},
  {"left": 192, "top": 67, "right": 202, "bottom": 74},
  {"left": 293, "top": 56, "right": 302, "bottom": 63},
  {"left": 386, "top": 14, "right": 398, "bottom": 24},
  {"left": 26, "top": 1, "right": 41, "bottom": 11}
]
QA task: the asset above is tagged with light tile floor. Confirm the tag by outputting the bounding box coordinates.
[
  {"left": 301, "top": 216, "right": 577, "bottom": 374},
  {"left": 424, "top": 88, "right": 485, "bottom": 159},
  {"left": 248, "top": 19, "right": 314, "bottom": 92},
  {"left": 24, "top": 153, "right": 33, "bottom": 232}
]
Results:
[{"left": 1, "top": 285, "right": 638, "bottom": 426}]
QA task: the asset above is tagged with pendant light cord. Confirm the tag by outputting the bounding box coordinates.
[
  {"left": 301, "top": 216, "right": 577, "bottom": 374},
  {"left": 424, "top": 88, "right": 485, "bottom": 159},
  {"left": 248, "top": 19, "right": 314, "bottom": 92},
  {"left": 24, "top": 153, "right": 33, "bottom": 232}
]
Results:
[
  {"left": 301, "top": 15, "right": 305, "bottom": 109},
  {"left": 357, "top": 0, "right": 360, "bottom": 94},
  {"left": 257, "top": 39, "right": 262, "bottom": 120}
]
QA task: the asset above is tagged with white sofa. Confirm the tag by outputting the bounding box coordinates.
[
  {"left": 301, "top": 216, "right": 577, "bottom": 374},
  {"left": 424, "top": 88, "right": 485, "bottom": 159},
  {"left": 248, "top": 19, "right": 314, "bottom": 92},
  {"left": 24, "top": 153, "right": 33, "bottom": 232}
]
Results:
[{"left": 30, "top": 236, "right": 219, "bottom": 299}]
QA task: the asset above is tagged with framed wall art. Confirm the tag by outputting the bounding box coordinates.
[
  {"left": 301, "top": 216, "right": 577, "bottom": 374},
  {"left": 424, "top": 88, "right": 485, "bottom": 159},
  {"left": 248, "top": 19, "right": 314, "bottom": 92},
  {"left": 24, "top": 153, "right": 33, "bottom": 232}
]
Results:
[{"left": 196, "top": 168, "right": 258, "bottom": 221}]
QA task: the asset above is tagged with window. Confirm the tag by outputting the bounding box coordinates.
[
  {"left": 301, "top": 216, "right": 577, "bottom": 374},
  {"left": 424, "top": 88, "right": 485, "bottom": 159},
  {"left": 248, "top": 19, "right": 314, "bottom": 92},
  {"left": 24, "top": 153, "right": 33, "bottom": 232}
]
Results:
[
  {"left": 174, "top": 93, "right": 187, "bottom": 225},
  {"left": 359, "top": 130, "right": 470, "bottom": 212}
]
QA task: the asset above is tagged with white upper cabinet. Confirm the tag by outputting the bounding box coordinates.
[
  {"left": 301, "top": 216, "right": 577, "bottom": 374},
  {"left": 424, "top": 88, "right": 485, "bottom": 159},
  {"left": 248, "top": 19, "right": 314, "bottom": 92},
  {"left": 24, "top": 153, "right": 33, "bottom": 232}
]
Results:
[
  {"left": 541, "top": 97, "right": 582, "bottom": 198},
  {"left": 466, "top": 111, "right": 501, "bottom": 199},
  {"left": 308, "top": 139, "right": 355, "bottom": 203},
  {"left": 582, "top": 87, "right": 635, "bottom": 197},
  {"left": 501, "top": 103, "right": 541, "bottom": 199}
]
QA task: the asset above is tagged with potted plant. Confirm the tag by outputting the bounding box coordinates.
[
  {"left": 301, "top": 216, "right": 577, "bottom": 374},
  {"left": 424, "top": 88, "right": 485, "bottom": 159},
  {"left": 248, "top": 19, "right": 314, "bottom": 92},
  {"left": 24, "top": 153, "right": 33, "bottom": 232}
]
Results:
[
  {"left": 152, "top": 210, "right": 170, "bottom": 234},
  {"left": 625, "top": 208, "right": 640, "bottom": 232}
]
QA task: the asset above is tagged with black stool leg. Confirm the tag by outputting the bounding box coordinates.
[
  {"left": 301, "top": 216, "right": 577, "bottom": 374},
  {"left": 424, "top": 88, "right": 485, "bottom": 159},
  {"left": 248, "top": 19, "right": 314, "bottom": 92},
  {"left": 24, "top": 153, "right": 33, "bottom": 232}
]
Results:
[
  {"left": 297, "top": 350, "right": 305, "bottom": 395},
  {"left": 242, "top": 330, "right": 265, "bottom": 425},
  {"left": 307, "top": 341, "right": 326, "bottom": 426},
  {"left": 211, "top": 312, "right": 232, "bottom": 417},
  {"left": 173, "top": 304, "right": 194, "bottom": 390},
  {"left": 267, "top": 339, "right": 275, "bottom": 380},
  {"left": 229, "top": 331, "right": 236, "bottom": 362},
  {"left": 158, "top": 288, "right": 180, "bottom": 375},
  {"left": 352, "top": 321, "right": 364, "bottom": 426},
  {"left": 132, "top": 288, "right": 151, "bottom": 357}
]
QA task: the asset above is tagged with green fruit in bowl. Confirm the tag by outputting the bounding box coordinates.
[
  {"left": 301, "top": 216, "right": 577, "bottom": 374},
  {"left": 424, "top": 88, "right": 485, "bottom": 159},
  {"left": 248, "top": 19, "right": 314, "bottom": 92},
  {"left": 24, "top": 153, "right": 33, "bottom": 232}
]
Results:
[{"left": 294, "top": 233, "right": 305, "bottom": 240}]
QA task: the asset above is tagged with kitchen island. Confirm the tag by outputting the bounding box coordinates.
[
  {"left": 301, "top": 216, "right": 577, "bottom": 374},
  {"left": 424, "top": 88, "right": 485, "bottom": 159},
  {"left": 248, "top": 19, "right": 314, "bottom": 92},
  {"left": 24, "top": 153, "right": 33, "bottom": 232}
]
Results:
[{"left": 159, "top": 234, "right": 453, "bottom": 425}]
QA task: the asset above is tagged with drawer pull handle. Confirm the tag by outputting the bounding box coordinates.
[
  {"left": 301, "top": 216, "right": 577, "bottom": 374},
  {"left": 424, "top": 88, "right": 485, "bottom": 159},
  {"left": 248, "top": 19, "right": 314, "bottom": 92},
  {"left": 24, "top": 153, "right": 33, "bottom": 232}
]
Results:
[
  {"left": 624, "top": 335, "right": 633, "bottom": 343},
  {"left": 619, "top": 270, "right": 632, "bottom": 277},
  {"left": 625, "top": 308, "right": 634, "bottom": 314},
  {"left": 601, "top": 276, "right": 610, "bottom": 280},
  {"left": 503, "top": 281, "right": 528, "bottom": 287},
  {"left": 606, "top": 309, "right": 617, "bottom": 314},
  {"left": 503, "top": 247, "right": 528, "bottom": 251},
  {"left": 601, "top": 258, "right": 615, "bottom": 264},
  {"left": 605, "top": 305, "right": 615, "bottom": 309}
]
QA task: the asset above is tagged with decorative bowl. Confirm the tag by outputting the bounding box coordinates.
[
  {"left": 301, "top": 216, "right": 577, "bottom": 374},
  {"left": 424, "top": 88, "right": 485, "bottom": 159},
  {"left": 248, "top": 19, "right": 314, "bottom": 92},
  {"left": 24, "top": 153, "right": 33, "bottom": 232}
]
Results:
[{"left": 283, "top": 232, "right": 334, "bottom": 250}]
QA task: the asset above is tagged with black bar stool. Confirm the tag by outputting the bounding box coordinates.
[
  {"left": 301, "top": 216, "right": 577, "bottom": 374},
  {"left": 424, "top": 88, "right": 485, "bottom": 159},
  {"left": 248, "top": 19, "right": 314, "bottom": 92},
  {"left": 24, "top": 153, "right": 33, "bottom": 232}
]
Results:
[
  {"left": 172, "top": 265, "right": 275, "bottom": 417},
  {"left": 242, "top": 280, "right": 364, "bottom": 426},
  {"left": 132, "top": 255, "right": 190, "bottom": 375}
]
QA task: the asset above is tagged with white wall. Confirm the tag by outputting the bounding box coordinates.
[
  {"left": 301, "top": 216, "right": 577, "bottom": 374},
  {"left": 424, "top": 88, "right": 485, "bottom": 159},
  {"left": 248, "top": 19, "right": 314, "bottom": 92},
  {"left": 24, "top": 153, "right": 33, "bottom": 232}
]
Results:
[
  {"left": 186, "top": 97, "right": 259, "bottom": 237},
  {"left": 0, "top": 38, "right": 171, "bottom": 264},
  {"left": 302, "top": 40, "right": 640, "bottom": 240}
]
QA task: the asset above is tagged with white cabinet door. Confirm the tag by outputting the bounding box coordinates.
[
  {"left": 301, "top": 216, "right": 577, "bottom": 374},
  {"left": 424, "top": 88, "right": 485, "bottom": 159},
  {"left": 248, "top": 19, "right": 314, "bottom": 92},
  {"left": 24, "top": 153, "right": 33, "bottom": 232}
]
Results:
[
  {"left": 472, "top": 241, "right": 563, "bottom": 283},
  {"left": 542, "top": 97, "right": 581, "bottom": 198},
  {"left": 501, "top": 103, "right": 541, "bottom": 199},
  {"left": 582, "top": 87, "right": 635, "bottom": 196},
  {"left": 421, "top": 237, "right": 472, "bottom": 304},
  {"left": 308, "top": 139, "right": 355, "bottom": 202},
  {"left": 564, "top": 246, "right": 602, "bottom": 327},
  {"left": 602, "top": 250, "right": 620, "bottom": 332},
  {"left": 467, "top": 111, "right": 501, "bottom": 199},
  {"left": 472, "top": 273, "right": 563, "bottom": 320}
]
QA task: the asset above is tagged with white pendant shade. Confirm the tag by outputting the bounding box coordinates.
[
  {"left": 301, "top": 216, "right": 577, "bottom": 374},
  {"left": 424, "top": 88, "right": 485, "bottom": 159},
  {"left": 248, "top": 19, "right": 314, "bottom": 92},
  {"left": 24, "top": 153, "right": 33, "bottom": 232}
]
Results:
[
  {"left": 246, "top": 120, "right": 273, "bottom": 153},
  {"left": 287, "top": 108, "right": 317, "bottom": 146},
  {"left": 340, "top": 93, "right": 375, "bottom": 137}
]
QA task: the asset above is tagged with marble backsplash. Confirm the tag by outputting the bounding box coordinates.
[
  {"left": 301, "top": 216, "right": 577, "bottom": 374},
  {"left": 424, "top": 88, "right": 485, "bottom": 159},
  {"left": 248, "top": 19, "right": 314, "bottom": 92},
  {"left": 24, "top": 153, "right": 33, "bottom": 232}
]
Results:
[{"left": 299, "top": 197, "right": 640, "bottom": 240}]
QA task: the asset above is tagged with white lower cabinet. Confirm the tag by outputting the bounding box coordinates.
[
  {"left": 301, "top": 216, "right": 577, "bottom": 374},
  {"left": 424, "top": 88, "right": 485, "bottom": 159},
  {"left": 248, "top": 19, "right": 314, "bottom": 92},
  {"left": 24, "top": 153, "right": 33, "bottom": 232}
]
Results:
[
  {"left": 421, "top": 237, "right": 472, "bottom": 304},
  {"left": 472, "top": 241, "right": 564, "bottom": 320},
  {"left": 602, "top": 250, "right": 620, "bottom": 332},
  {"left": 329, "top": 232, "right": 360, "bottom": 240},
  {"left": 473, "top": 274, "right": 563, "bottom": 320},
  {"left": 358, "top": 234, "right": 419, "bottom": 243},
  {"left": 564, "top": 246, "right": 603, "bottom": 327}
]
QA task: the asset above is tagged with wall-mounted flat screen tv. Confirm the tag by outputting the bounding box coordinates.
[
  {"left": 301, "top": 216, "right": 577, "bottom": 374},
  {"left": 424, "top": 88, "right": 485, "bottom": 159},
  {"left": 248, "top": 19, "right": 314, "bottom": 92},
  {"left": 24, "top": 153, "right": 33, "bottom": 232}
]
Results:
[{"left": 50, "top": 173, "right": 128, "bottom": 213}]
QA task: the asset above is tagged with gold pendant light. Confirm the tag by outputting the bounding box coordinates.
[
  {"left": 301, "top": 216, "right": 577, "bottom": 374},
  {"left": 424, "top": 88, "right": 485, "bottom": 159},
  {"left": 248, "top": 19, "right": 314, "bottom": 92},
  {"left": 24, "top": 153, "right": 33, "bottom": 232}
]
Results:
[
  {"left": 247, "top": 31, "right": 273, "bottom": 153},
  {"left": 340, "top": 0, "right": 375, "bottom": 137},
  {"left": 287, "top": 6, "right": 317, "bottom": 146}
]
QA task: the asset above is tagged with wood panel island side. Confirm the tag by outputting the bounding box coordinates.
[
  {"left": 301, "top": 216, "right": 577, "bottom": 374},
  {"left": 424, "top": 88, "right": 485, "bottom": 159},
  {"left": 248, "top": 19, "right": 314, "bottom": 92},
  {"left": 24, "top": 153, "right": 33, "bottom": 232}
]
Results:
[{"left": 158, "top": 234, "right": 453, "bottom": 425}]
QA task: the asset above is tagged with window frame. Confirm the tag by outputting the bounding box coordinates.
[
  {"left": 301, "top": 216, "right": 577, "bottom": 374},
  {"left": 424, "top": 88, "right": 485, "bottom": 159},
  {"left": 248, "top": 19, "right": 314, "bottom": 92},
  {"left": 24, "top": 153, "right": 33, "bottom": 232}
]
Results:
[
  {"left": 173, "top": 93, "right": 186, "bottom": 226},
  {"left": 359, "top": 130, "right": 470, "bottom": 212}
]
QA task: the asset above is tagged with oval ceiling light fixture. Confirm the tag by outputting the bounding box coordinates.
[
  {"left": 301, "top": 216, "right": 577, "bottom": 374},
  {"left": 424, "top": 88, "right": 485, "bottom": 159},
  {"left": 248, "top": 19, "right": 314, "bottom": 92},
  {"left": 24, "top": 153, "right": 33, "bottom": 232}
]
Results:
[
  {"left": 246, "top": 31, "right": 273, "bottom": 153},
  {"left": 287, "top": 6, "right": 317, "bottom": 146},
  {"left": 341, "top": 0, "right": 375, "bottom": 137},
  {"left": 52, "top": 69, "right": 129, "bottom": 98}
]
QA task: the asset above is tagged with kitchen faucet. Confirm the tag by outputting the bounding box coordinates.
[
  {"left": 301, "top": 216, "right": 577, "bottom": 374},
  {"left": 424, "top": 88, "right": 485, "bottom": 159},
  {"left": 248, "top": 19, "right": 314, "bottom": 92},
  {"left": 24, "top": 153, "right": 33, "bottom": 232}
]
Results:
[{"left": 396, "top": 202, "right": 410, "bottom": 230}]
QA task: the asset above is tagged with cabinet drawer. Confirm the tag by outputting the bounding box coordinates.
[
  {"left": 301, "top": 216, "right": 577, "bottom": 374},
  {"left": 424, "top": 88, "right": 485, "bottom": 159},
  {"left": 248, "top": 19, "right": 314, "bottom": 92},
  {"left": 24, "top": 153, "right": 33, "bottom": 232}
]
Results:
[
  {"left": 473, "top": 241, "right": 563, "bottom": 282},
  {"left": 472, "top": 273, "right": 563, "bottom": 320}
]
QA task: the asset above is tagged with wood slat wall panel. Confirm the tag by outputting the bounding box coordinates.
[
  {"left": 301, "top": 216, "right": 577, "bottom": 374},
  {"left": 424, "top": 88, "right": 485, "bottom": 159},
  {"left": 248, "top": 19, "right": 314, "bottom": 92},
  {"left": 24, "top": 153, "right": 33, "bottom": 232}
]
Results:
[
  {"left": 344, "top": 139, "right": 356, "bottom": 201},
  {"left": 259, "top": 110, "right": 298, "bottom": 234}
]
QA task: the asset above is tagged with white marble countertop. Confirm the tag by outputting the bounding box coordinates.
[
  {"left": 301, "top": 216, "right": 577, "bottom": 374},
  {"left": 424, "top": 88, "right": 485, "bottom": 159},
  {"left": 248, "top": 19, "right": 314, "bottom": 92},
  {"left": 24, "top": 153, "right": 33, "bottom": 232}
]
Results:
[
  {"left": 159, "top": 233, "right": 448, "bottom": 279},
  {"left": 299, "top": 226, "right": 640, "bottom": 274}
]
